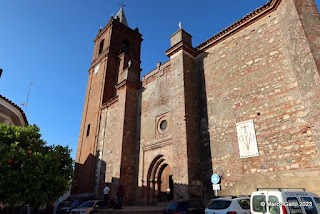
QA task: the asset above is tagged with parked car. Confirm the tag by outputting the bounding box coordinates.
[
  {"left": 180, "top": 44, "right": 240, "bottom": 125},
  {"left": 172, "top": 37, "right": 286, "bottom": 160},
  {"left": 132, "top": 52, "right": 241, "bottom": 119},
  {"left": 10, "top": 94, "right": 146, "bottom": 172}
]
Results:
[
  {"left": 205, "top": 196, "right": 250, "bottom": 214},
  {"left": 163, "top": 199, "right": 206, "bottom": 214},
  {"left": 57, "top": 200, "right": 84, "bottom": 214},
  {"left": 57, "top": 200, "right": 73, "bottom": 213},
  {"left": 251, "top": 188, "right": 320, "bottom": 214},
  {"left": 70, "top": 200, "right": 104, "bottom": 214}
]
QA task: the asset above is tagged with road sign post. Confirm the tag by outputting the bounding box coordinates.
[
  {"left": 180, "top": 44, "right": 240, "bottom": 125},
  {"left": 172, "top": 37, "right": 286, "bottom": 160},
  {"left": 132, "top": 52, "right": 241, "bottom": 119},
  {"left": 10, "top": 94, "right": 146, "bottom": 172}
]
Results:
[{"left": 211, "top": 174, "right": 220, "bottom": 197}]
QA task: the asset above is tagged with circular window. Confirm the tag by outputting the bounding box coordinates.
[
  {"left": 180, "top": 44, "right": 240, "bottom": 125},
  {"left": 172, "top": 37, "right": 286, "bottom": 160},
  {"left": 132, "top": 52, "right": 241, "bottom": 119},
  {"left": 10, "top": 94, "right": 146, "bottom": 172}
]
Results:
[
  {"left": 157, "top": 116, "right": 169, "bottom": 135},
  {"left": 160, "top": 120, "right": 168, "bottom": 131}
]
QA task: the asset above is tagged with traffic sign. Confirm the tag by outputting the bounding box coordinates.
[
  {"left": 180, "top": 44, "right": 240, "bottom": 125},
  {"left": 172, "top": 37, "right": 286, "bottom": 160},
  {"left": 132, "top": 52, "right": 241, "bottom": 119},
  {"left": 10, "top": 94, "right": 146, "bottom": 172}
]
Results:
[
  {"left": 212, "top": 184, "right": 221, "bottom": 190},
  {"left": 211, "top": 174, "right": 220, "bottom": 184}
]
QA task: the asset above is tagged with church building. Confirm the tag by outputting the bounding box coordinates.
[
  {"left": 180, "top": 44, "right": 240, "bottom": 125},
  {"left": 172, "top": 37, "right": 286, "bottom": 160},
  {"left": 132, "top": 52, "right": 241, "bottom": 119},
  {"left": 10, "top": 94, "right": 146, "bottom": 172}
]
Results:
[{"left": 74, "top": 0, "right": 320, "bottom": 205}]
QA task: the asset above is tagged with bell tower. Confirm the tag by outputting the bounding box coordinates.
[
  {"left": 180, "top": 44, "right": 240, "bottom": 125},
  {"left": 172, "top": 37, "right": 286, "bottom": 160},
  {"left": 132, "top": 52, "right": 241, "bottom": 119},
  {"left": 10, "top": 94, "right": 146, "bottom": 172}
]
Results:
[{"left": 74, "top": 6, "right": 142, "bottom": 198}]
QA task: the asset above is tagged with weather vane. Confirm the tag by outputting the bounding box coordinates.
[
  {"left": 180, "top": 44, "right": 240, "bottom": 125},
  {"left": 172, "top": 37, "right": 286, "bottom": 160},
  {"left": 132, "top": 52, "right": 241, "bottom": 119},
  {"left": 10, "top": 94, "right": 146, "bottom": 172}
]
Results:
[{"left": 119, "top": 1, "right": 126, "bottom": 8}]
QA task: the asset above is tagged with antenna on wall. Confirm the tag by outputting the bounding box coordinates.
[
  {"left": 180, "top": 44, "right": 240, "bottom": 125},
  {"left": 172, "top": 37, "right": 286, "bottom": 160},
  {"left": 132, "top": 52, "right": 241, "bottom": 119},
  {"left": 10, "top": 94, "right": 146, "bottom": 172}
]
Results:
[{"left": 21, "top": 82, "right": 34, "bottom": 114}]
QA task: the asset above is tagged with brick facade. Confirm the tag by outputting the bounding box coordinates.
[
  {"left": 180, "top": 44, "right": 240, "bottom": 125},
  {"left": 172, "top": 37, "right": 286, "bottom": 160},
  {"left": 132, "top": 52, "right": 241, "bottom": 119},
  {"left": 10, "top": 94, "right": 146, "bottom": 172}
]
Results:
[
  {"left": 74, "top": 0, "right": 320, "bottom": 204},
  {"left": 202, "top": 0, "right": 320, "bottom": 195}
]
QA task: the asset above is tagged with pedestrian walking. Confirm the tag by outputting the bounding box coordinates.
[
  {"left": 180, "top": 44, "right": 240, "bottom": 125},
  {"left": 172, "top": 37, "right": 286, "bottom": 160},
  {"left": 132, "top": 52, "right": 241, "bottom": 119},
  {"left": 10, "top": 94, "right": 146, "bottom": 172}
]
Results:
[
  {"left": 166, "top": 187, "right": 171, "bottom": 201},
  {"left": 117, "top": 184, "right": 125, "bottom": 208},
  {"left": 103, "top": 184, "right": 110, "bottom": 208}
]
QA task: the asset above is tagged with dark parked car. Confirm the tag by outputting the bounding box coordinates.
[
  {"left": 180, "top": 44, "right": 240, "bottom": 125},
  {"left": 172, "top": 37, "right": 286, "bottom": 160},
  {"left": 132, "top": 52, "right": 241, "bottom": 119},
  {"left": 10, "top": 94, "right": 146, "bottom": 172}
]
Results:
[
  {"left": 163, "top": 199, "right": 205, "bottom": 214},
  {"left": 57, "top": 200, "right": 84, "bottom": 214},
  {"left": 70, "top": 200, "right": 105, "bottom": 214}
]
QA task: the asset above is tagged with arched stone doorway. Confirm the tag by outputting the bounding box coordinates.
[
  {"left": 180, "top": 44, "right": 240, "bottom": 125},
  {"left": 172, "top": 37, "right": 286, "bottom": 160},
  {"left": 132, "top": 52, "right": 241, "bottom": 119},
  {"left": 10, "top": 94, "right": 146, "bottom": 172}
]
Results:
[
  {"left": 159, "top": 164, "right": 173, "bottom": 202},
  {"left": 147, "top": 155, "right": 173, "bottom": 204}
]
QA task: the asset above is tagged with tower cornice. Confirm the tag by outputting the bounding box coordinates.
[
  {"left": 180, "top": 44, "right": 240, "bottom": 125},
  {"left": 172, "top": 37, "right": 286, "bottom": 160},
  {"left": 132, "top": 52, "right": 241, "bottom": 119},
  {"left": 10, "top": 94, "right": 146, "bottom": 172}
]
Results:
[
  {"left": 94, "top": 17, "right": 142, "bottom": 43},
  {"left": 93, "top": 17, "right": 114, "bottom": 43},
  {"left": 165, "top": 41, "right": 196, "bottom": 58},
  {"left": 115, "top": 79, "right": 140, "bottom": 90}
]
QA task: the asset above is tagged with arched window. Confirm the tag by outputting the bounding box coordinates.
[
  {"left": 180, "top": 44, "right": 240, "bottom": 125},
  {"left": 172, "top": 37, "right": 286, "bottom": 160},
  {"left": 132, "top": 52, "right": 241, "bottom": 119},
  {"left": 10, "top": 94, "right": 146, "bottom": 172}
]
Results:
[
  {"left": 98, "top": 39, "right": 104, "bottom": 55},
  {"left": 120, "top": 40, "right": 130, "bottom": 54}
]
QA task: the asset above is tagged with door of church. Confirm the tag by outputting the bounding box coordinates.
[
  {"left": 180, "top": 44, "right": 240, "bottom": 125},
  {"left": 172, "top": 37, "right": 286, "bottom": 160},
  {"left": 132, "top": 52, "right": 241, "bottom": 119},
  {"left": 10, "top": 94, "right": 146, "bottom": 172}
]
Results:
[{"left": 160, "top": 165, "right": 173, "bottom": 202}]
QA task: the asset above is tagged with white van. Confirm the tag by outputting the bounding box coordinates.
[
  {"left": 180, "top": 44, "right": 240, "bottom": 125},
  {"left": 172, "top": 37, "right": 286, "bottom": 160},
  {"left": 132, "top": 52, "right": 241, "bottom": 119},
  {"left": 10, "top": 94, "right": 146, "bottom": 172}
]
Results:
[{"left": 251, "top": 188, "right": 320, "bottom": 214}]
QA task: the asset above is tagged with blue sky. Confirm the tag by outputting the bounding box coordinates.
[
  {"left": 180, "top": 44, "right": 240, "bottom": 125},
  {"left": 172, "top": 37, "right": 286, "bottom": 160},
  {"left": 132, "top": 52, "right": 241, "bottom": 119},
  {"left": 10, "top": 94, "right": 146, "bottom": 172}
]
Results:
[{"left": 1, "top": 0, "right": 319, "bottom": 160}]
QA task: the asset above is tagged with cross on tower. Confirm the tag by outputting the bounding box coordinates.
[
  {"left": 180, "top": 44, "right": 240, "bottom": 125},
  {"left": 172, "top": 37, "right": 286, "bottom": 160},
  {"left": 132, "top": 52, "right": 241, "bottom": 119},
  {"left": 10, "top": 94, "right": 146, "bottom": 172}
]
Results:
[{"left": 119, "top": 1, "right": 126, "bottom": 8}]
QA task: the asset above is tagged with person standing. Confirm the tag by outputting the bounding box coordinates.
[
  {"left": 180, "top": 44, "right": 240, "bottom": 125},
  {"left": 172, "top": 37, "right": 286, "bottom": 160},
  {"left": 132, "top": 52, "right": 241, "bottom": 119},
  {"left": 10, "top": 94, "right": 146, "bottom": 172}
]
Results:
[
  {"left": 117, "top": 184, "right": 125, "bottom": 208},
  {"left": 166, "top": 188, "right": 171, "bottom": 201},
  {"left": 103, "top": 184, "right": 110, "bottom": 208}
]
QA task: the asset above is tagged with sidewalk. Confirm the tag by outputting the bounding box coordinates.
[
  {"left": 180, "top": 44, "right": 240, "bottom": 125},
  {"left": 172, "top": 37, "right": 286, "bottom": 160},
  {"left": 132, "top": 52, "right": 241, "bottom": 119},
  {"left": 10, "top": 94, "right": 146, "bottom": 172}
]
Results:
[{"left": 97, "top": 206, "right": 164, "bottom": 214}]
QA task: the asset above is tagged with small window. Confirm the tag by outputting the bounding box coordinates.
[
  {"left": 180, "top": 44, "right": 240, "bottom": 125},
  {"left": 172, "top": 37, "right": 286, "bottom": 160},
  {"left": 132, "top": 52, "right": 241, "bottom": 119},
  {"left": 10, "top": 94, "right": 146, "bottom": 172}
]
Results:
[
  {"left": 207, "top": 200, "right": 232, "bottom": 210},
  {"left": 253, "top": 195, "right": 266, "bottom": 213},
  {"left": 157, "top": 115, "right": 169, "bottom": 136},
  {"left": 238, "top": 199, "right": 250, "bottom": 209},
  {"left": 301, "top": 197, "right": 318, "bottom": 214},
  {"left": 99, "top": 39, "right": 104, "bottom": 55},
  {"left": 86, "top": 124, "right": 91, "bottom": 137},
  {"left": 120, "top": 40, "right": 130, "bottom": 54},
  {"left": 160, "top": 120, "right": 168, "bottom": 131},
  {"left": 268, "top": 196, "right": 280, "bottom": 214},
  {"left": 287, "top": 197, "right": 303, "bottom": 214}
]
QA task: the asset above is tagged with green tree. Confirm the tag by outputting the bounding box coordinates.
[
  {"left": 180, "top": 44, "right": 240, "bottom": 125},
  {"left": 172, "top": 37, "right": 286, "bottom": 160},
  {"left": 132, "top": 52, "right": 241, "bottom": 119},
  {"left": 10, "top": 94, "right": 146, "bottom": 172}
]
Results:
[{"left": 0, "top": 124, "right": 74, "bottom": 209}]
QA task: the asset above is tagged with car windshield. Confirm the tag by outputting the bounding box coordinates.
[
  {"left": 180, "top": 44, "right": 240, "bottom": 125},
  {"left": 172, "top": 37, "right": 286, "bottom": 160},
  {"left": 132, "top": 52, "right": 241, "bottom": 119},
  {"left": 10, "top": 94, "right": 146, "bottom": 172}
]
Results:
[
  {"left": 79, "top": 202, "right": 95, "bottom": 208},
  {"left": 207, "top": 200, "right": 232, "bottom": 210},
  {"left": 72, "top": 200, "right": 83, "bottom": 208}
]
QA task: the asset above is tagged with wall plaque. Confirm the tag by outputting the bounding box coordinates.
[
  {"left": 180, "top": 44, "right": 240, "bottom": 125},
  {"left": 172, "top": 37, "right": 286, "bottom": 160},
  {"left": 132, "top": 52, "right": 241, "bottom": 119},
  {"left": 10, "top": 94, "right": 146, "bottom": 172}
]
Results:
[{"left": 236, "top": 120, "right": 259, "bottom": 158}]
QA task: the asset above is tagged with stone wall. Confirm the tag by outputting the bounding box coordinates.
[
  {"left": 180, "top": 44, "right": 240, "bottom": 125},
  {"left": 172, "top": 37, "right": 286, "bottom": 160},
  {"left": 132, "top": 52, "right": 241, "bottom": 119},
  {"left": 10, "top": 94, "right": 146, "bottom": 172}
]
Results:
[
  {"left": 95, "top": 100, "right": 122, "bottom": 199},
  {"left": 280, "top": 0, "right": 320, "bottom": 167},
  {"left": 139, "top": 57, "right": 193, "bottom": 204},
  {"left": 201, "top": 0, "right": 320, "bottom": 196},
  {"left": 138, "top": 38, "right": 211, "bottom": 202},
  {"left": 118, "top": 83, "right": 140, "bottom": 205},
  {"left": 182, "top": 52, "right": 203, "bottom": 198}
]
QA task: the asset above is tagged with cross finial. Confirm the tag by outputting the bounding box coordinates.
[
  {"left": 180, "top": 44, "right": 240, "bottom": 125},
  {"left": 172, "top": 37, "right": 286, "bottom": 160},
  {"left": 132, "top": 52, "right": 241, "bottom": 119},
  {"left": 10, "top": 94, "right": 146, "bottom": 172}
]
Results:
[{"left": 119, "top": 1, "right": 126, "bottom": 8}]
